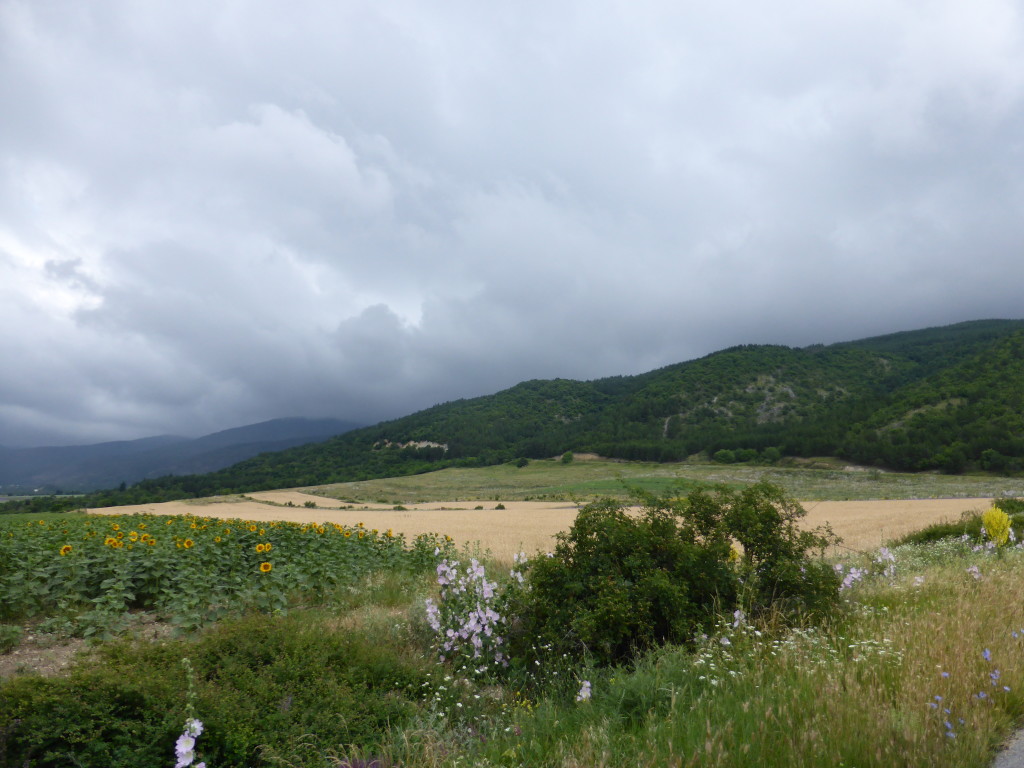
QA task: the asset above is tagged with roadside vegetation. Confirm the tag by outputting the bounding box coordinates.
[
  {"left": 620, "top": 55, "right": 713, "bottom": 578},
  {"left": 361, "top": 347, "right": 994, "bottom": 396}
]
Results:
[{"left": 4, "top": 484, "right": 1024, "bottom": 766}]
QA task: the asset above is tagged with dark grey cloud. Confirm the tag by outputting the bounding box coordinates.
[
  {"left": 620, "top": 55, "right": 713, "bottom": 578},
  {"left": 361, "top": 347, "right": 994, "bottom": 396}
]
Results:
[{"left": 2, "top": 0, "right": 1024, "bottom": 445}]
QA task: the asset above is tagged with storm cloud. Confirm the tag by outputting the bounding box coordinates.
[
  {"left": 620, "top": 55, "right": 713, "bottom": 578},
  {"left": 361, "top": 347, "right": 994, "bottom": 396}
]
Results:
[{"left": 3, "top": 0, "right": 1024, "bottom": 445}]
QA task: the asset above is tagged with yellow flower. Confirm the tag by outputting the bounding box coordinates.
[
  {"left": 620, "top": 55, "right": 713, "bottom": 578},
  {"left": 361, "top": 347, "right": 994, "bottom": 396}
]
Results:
[
  {"left": 264, "top": 542, "right": 272, "bottom": 552},
  {"left": 59, "top": 545, "right": 73, "bottom": 556},
  {"left": 343, "top": 531, "right": 352, "bottom": 538},
  {"left": 214, "top": 536, "right": 222, "bottom": 543},
  {"left": 147, "top": 539, "right": 156, "bottom": 546},
  {"left": 255, "top": 543, "right": 266, "bottom": 553},
  {"left": 104, "top": 536, "right": 117, "bottom": 547},
  {"left": 183, "top": 538, "right": 194, "bottom": 549},
  {"left": 249, "top": 525, "right": 258, "bottom": 532},
  {"left": 111, "top": 523, "right": 120, "bottom": 531},
  {"left": 259, "top": 528, "right": 266, "bottom": 536},
  {"left": 138, "top": 523, "right": 146, "bottom": 529},
  {"left": 259, "top": 561, "right": 273, "bottom": 573},
  {"left": 386, "top": 528, "right": 394, "bottom": 538},
  {"left": 357, "top": 530, "right": 365, "bottom": 539},
  {"left": 983, "top": 506, "right": 1012, "bottom": 547}
]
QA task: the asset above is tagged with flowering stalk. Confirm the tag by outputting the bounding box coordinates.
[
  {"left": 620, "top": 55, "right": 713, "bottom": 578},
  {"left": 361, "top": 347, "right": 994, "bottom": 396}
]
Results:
[
  {"left": 174, "top": 719, "right": 206, "bottom": 768},
  {"left": 425, "top": 557, "right": 510, "bottom": 676}
]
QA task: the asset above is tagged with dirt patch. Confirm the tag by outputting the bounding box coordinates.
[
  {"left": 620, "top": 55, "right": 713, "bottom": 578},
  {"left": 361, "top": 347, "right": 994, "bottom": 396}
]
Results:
[
  {"left": 0, "top": 618, "right": 176, "bottom": 681},
  {"left": 0, "top": 635, "right": 90, "bottom": 680}
]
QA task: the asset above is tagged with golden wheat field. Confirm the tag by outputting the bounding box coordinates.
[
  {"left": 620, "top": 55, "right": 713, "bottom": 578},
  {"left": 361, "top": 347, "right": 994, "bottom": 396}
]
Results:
[{"left": 86, "top": 491, "right": 991, "bottom": 558}]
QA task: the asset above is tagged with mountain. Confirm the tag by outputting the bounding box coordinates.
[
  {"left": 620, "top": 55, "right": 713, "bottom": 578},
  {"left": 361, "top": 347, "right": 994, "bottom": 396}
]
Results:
[
  {"left": 7, "top": 319, "right": 1024, "bottom": 512},
  {"left": 0, "top": 418, "right": 362, "bottom": 493}
]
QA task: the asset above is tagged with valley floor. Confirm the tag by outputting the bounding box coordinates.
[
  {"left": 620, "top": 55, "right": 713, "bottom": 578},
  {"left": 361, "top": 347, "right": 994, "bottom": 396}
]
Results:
[{"left": 88, "top": 491, "right": 993, "bottom": 557}]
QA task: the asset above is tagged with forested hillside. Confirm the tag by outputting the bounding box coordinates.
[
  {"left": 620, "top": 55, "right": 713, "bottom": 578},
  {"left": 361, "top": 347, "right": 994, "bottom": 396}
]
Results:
[{"left": 7, "top": 319, "right": 1024, "bottom": 513}]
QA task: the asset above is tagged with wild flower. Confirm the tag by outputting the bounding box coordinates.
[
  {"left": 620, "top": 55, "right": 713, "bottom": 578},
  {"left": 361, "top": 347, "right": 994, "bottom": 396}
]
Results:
[
  {"left": 575, "top": 680, "right": 592, "bottom": 702},
  {"left": 967, "top": 564, "right": 982, "bottom": 581},
  {"left": 425, "top": 557, "right": 509, "bottom": 676},
  {"left": 174, "top": 718, "right": 205, "bottom": 768},
  {"left": 982, "top": 506, "right": 1012, "bottom": 547}
]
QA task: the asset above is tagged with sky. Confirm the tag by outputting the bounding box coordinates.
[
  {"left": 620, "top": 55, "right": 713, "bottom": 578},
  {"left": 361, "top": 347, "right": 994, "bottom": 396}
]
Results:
[{"left": 2, "top": 0, "right": 1024, "bottom": 447}]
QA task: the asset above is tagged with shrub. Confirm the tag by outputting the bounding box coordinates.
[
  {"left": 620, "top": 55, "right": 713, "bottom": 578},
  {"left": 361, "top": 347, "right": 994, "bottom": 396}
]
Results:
[
  {"left": 507, "top": 482, "right": 839, "bottom": 667},
  {"left": 0, "top": 612, "right": 430, "bottom": 767}
]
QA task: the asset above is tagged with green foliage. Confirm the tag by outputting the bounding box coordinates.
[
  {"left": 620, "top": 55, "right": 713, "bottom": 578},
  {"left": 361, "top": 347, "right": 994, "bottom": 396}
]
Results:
[
  {"left": 8, "top": 319, "right": 1024, "bottom": 514},
  {"left": 561, "top": 451, "right": 574, "bottom": 464},
  {"left": 0, "top": 624, "right": 23, "bottom": 654},
  {"left": 0, "top": 612, "right": 430, "bottom": 767},
  {"left": 0, "top": 513, "right": 452, "bottom": 634},
  {"left": 507, "top": 482, "right": 839, "bottom": 666}
]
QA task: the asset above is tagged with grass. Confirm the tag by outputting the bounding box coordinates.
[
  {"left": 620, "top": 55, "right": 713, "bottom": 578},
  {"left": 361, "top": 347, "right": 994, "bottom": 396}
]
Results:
[
  {"left": 5, "top": 472, "right": 1024, "bottom": 766},
  {"left": 308, "top": 457, "right": 1024, "bottom": 504}
]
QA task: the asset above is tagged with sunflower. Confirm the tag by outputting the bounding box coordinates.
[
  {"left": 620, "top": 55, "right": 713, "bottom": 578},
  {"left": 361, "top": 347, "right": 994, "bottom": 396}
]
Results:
[
  {"left": 259, "top": 561, "right": 273, "bottom": 573},
  {"left": 59, "top": 545, "right": 73, "bottom": 556},
  {"left": 255, "top": 543, "right": 266, "bottom": 553},
  {"left": 183, "top": 538, "right": 194, "bottom": 549}
]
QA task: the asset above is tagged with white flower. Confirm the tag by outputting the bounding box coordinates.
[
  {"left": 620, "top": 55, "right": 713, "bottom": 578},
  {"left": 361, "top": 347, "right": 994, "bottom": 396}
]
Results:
[{"left": 576, "top": 680, "right": 592, "bottom": 702}]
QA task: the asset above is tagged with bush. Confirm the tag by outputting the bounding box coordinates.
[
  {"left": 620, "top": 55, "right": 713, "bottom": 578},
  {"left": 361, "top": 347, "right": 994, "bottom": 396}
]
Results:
[
  {"left": 507, "top": 482, "right": 839, "bottom": 667},
  {"left": 0, "top": 612, "right": 430, "bottom": 767}
]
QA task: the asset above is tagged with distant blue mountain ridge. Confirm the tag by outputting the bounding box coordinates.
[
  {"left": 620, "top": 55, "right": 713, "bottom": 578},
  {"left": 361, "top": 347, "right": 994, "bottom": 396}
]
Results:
[{"left": 0, "top": 417, "right": 362, "bottom": 493}]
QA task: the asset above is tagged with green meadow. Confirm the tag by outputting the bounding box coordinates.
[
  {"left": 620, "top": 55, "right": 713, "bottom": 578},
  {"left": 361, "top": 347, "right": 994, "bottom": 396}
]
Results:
[{"left": 310, "top": 456, "right": 1024, "bottom": 504}]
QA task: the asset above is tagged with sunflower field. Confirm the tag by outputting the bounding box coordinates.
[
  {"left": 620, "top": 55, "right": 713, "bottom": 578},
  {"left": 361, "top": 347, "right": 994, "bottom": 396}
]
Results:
[{"left": 0, "top": 513, "right": 455, "bottom": 637}]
